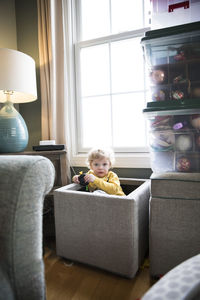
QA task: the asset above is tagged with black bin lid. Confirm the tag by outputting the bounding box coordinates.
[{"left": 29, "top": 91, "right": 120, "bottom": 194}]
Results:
[
  {"left": 141, "top": 21, "right": 200, "bottom": 44},
  {"left": 143, "top": 99, "right": 200, "bottom": 116}
]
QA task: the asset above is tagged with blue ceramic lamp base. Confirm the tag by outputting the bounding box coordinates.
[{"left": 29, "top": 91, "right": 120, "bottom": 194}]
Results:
[{"left": 0, "top": 101, "right": 28, "bottom": 153}]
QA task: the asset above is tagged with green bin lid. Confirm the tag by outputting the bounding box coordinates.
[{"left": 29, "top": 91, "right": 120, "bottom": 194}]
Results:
[
  {"left": 141, "top": 21, "right": 200, "bottom": 43},
  {"left": 143, "top": 99, "right": 200, "bottom": 116}
]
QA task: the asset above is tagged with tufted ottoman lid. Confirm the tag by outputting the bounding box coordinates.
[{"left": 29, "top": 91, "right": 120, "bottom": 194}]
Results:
[{"left": 150, "top": 172, "right": 200, "bottom": 199}]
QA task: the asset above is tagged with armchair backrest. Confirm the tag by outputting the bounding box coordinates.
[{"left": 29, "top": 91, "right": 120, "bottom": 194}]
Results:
[{"left": 0, "top": 155, "right": 55, "bottom": 300}]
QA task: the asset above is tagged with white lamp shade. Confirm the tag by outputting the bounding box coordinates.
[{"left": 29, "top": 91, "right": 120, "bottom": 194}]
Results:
[{"left": 0, "top": 48, "right": 37, "bottom": 103}]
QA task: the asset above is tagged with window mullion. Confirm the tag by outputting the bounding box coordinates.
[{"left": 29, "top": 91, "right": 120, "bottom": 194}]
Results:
[
  {"left": 108, "top": 41, "right": 114, "bottom": 148},
  {"left": 142, "top": 0, "right": 145, "bottom": 28},
  {"left": 109, "top": 0, "right": 112, "bottom": 34},
  {"left": 77, "top": 27, "right": 150, "bottom": 48}
]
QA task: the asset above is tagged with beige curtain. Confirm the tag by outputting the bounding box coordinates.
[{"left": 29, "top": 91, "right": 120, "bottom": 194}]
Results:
[{"left": 37, "top": 0, "right": 71, "bottom": 181}]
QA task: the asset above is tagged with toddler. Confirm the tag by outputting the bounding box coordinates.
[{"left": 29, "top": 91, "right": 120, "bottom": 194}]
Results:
[{"left": 72, "top": 148, "right": 125, "bottom": 196}]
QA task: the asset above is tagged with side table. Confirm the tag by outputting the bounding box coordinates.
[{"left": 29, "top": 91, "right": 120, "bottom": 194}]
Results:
[{"left": 18, "top": 150, "right": 68, "bottom": 188}]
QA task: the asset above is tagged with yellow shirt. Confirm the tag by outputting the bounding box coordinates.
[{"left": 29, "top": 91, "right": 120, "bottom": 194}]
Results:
[{"left": 87, "top": 170, "right": 125, "bottom": 196}]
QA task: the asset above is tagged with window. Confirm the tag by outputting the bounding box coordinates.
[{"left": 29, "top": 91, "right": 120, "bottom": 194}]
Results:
[{"left": 69, "top": 0, "right": 151, "bottom": 167}]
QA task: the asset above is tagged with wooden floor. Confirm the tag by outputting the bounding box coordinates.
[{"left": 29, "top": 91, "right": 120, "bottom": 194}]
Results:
[{"left": 44, "top": 239, "right": 154, "bottom": 300}]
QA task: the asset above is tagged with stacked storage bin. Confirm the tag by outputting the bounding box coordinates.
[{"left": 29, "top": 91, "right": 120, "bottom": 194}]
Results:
[{"left": 141, "top": 21, "right": 200, "bottom": 173}]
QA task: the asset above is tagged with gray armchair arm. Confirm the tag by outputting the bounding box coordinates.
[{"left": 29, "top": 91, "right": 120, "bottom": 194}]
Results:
[
  {"left": 0, "top": 155, "right": 55, "bottom": 300},
  {"left": 142, "top": 254, "right": 200, "bottom": 300}
]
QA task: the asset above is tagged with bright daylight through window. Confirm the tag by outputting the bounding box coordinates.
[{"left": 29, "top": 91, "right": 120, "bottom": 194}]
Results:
[{"left": 71, "top": 0, "right": 151, "bottom": 166}]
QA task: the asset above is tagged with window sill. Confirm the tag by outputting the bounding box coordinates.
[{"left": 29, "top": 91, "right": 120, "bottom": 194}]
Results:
[{"left": 70, "top": 152, "right": 151, "bottom": 168}]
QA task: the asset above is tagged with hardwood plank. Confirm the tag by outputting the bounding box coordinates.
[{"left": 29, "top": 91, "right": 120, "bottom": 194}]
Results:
[
  {"left": 129, "top": 268, "right": 151, "bottom": 299},
  {"left": 90, "top": 274, "right": 118, "bottom": 300},
  {"left": 44, "top": 243, "right": 152, "bottom": 300},
  {"left": 108, "top": 275, "right": 139, "bottom": 300},
  {"left": 71, "top": 272, "right": 101, "bottom": 300},
  {"left": 45, "top": 258, "right": 83, "bottom": 300}
]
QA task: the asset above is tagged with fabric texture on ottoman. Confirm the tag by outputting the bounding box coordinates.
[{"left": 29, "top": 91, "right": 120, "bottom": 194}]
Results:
[
  {"left": 54, "top": 180, "right": 150, "bottom": 278},
  {"left": 150, "top": 172, "right": 200, "bottom": 277}
]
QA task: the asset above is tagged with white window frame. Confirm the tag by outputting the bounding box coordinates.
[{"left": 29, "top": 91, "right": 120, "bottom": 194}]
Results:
[{"left": 66, "top": 0, "right": 151, "bottom": 168}]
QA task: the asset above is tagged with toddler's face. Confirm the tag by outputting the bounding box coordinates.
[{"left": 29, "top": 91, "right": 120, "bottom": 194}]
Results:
[{"left": 90, "top": 158, "right": 110, "bottom": 178}]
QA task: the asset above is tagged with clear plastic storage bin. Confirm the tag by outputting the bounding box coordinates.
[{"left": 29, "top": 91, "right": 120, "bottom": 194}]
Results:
[
  {"left": 141, "top": 21, "right": 200, "bottom": 104},
  {"left": 142, "top": 21, "right": 200, "bottom": 173},
  {"left": 146, "top": 110, "right": 200, "bottom": 173}
]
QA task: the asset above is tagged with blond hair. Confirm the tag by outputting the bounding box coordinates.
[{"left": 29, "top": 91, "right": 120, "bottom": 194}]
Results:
[{"left": 86, "top": 148, "right": 115, "bottom": 168}]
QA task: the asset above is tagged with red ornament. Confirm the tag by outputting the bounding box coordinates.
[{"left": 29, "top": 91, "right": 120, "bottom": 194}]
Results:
[
  {"left": 172, "top": 90, "right": 184, "bottom": 100},
  {"left": 174, "top": 51, "right": 186, "bottom": 61},
  {"left": 176, "top": 157, "right": 191, "bottom": 172}
]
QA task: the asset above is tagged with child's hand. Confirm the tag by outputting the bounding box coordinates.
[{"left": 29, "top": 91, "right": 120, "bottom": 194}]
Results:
[
  {"left": 84, "top": 173, "right": 95, "bottom": 183},
  {"left": 73, "top": 175, "right": 80, "bottom": 184}
]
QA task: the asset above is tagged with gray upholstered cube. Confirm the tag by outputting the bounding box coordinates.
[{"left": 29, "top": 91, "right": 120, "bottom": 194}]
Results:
[
  {"left": 54, "top": 179, "right": 150, "bottom": 278},
  {"left": 150, "top": 172, "right": 200, "bottom": 277}
]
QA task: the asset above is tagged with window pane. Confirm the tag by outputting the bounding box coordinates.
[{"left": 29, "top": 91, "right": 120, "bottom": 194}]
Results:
[
  {"left": 80, "top": 44, "right": 110, "bottom": 97},
  {"left": 111, "top": 0, "right": 143, "bottom": 34},
  {"left": 76, "top": 1, "right": 149, "bottom": 154},
  {"left": 81, "top": 0, "right": 110, "bottom": 40},
  {"left": 111, "top": 38, "right": 145, "bottom": 93},
  {"left": 81, "top": 96, "right": 112, "bottom": 148},
  {"left": 112, "top": 93, "right": 147, "bottom": 148}
]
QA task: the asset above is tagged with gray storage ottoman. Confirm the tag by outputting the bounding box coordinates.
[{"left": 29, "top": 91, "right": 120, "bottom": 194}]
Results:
[
  {"left": 54, "top": 178, "right": 150, "bottom": 278},
  {"left": 150, "top": 172, "right": 200, "bottom": 277}
]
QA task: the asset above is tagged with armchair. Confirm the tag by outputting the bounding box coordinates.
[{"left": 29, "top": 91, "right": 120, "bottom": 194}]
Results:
[
  {"left": 142, "top": 254, "right": 200, "bottom": 300},
  {"left": 0, "top": 155, "right": 55, "bottom": 300}
]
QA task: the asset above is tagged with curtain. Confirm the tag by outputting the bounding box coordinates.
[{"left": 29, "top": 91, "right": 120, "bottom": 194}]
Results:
[{"left": 37, "top": 0, "right": 71, "bottom": 182}]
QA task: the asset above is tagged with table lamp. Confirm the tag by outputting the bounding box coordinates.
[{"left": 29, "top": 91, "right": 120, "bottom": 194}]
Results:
[{"left": 0, "top": 48, "right": 37, "bottom": 153}]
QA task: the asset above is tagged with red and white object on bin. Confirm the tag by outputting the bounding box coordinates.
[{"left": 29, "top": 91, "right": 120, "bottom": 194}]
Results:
[{"left": 150, "top": 0, "right": 200, "bottom": 29}]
